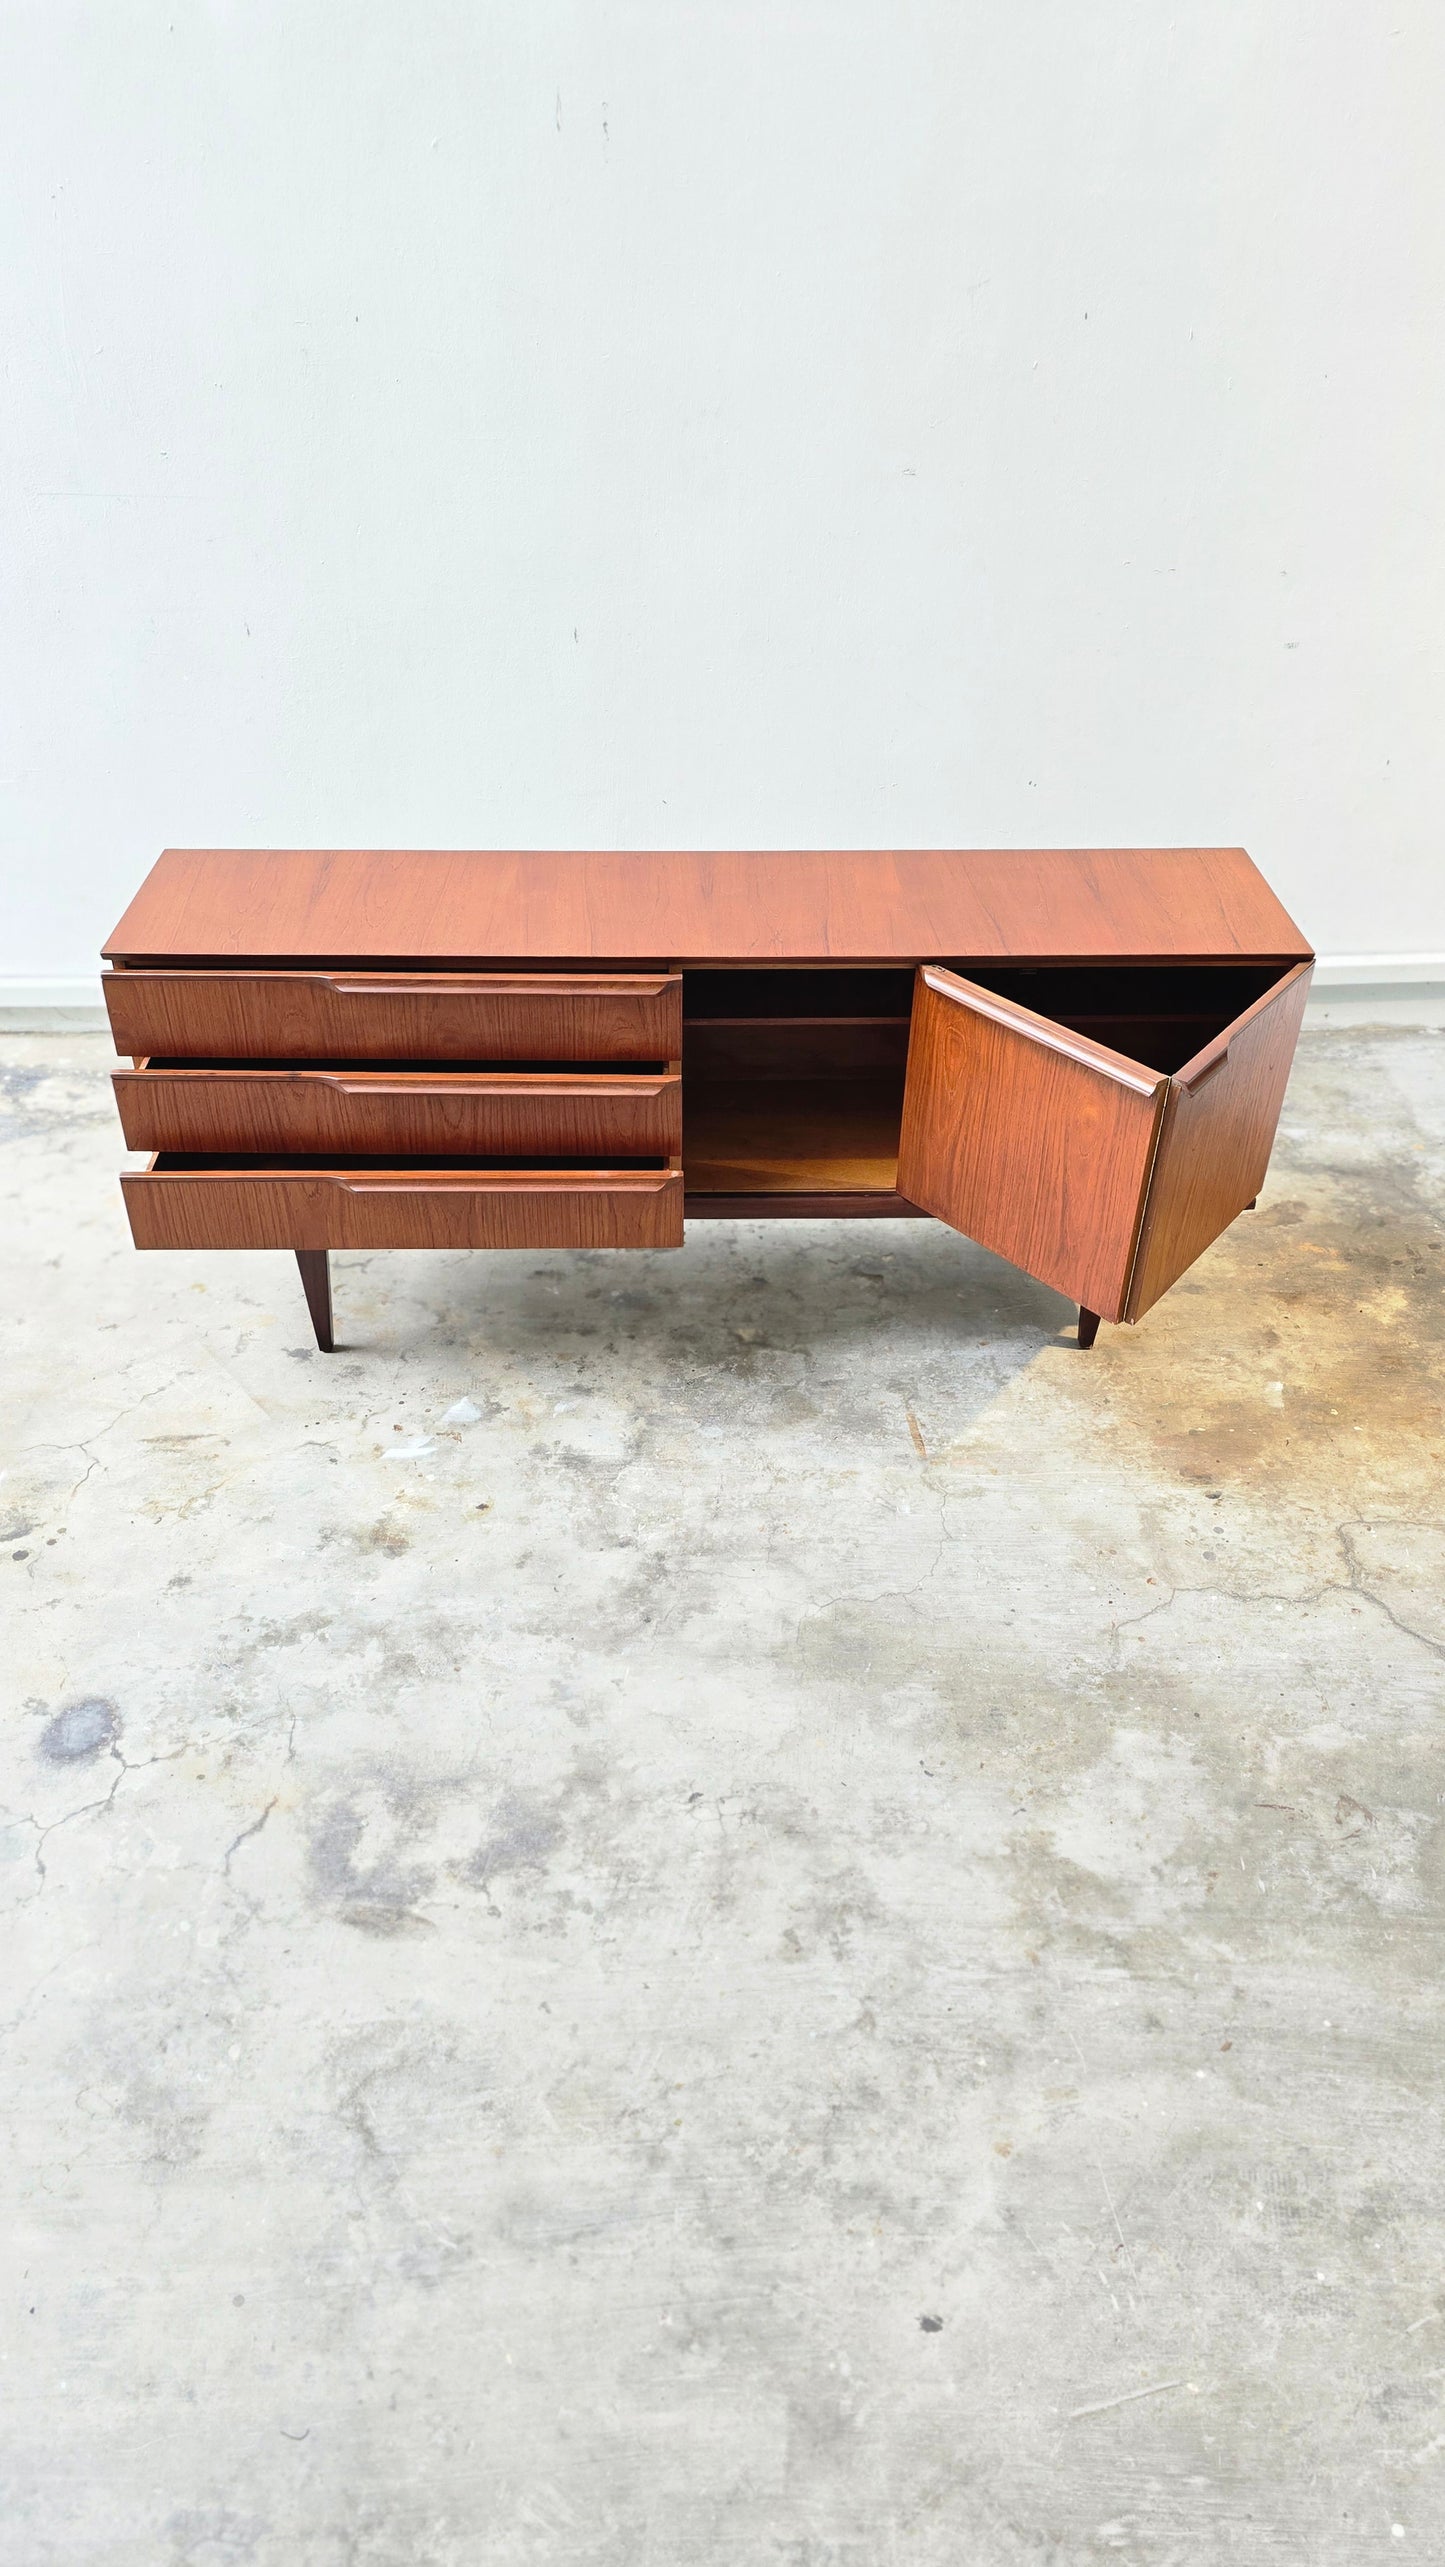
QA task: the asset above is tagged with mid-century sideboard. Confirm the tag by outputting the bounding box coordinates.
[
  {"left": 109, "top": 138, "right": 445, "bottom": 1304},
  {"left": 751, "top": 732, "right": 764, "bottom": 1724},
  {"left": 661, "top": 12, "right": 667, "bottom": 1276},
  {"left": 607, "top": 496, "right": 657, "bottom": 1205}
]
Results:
[{"left": 102, "top": 848, "right": 1313, "bottom": 1351}]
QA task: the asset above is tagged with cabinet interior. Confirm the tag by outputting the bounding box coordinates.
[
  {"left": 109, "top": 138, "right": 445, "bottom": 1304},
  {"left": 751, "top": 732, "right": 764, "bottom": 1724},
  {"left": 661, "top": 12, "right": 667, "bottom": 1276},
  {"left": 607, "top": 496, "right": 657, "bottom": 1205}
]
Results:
[
  {"left": 682, "top": 962, "right": 1293, "bottom": 1196},
  {"left": 958, "top": 964, "right": 1284, "bottom": 1074},
  {"left": 683, "top": 971, "right": 913, "bottom": 1194}
]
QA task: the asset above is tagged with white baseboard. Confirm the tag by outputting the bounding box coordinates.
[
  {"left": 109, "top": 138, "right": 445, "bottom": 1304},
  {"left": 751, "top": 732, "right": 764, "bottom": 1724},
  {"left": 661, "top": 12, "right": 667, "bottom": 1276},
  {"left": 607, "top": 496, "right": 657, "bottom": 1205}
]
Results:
[
  {"left": 1309, "top": 954, "right": 1445, "bottom": 989},
  {"left": 0, "top": 976, "right": 105, "bottom": 1008}
]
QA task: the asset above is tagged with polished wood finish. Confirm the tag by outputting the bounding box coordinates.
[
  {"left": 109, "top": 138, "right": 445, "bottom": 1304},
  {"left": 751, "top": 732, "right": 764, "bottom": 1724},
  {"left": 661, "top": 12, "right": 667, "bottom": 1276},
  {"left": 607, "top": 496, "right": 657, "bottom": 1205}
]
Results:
[
  {"left": 102, "top": 969, "right": 682, "bottom": 1063},
  {"left": 113, "top": 1062, "right": 681, "bottom": 1159},
  {"left": 896, "top": 959, "right": 1310, "bottom": 1324},
  {"left": 1125, "top": 961, "right": 1312, "bottom": 1318},
  {"left": 684, "top": 1077, "right": 905, "bottom": 1194},
  {"left": 103, "top": 848, "right": 1311, "bottom": 966},
  {"left": 122, "top": 1158, "right": 685, "bottom": 1252},
  {"left": 296, "top": 1249, "right": 334, "bottom": 1351},
  {"left": 897, "top": 968, "right": 1168, "bottom": 1323},
  {"left": 104, "top": 851, "right": 1313, "bottom": 1341}
]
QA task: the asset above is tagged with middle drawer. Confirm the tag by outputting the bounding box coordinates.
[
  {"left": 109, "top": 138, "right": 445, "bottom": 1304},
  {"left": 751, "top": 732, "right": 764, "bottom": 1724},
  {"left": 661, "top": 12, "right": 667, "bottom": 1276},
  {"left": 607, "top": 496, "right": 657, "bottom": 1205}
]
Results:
[{"left": 114, "top": 1062, "right": 682, "bottom": 1160}]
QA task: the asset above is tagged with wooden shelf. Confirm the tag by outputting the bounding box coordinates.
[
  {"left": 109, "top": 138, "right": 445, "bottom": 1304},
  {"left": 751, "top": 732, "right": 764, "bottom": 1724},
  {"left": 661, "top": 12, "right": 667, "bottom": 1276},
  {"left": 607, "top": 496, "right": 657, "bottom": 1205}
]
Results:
[
  {"left": 684, "top": 1014, "right": 909, "bottom": 1030},
  {"left": 685, "top": 1076, "right": 904, "bottom": 1194}
]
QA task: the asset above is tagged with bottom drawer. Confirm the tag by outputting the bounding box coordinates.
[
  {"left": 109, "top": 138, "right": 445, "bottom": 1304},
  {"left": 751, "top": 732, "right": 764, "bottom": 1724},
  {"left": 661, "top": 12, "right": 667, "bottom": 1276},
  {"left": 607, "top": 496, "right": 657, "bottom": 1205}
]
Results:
[{"left": 121, "top": 1155, "right": 684, "bottom": 1251}]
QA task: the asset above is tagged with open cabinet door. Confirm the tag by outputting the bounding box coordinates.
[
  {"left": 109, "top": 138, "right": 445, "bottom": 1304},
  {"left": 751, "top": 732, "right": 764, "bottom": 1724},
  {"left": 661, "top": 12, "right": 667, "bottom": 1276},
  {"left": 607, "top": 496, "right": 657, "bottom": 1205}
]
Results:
[
  {"left": 1124, "top": 959, "right": 1312, "bottom": 1318},
  {"left": 896, "top": 969, "right": 1169, "bottom": 1322}
]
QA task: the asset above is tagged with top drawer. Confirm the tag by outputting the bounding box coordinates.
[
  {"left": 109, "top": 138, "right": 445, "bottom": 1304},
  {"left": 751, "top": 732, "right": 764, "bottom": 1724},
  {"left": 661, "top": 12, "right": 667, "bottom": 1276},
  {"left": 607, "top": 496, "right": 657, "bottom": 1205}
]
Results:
[{"left": 103, "top": 969, "right": 682, "bottom": 1063}]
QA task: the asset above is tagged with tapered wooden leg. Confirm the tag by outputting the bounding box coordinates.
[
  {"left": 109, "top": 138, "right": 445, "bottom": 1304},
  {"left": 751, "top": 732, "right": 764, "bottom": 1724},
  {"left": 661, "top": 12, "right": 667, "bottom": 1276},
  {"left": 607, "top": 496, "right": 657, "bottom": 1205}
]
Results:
[
  {"left": 295, "top": 1249, "right": 334, "bottom": 1351},
  {"left": 1077, "top": 1307, "right": 1100, "bottom": 1350}
]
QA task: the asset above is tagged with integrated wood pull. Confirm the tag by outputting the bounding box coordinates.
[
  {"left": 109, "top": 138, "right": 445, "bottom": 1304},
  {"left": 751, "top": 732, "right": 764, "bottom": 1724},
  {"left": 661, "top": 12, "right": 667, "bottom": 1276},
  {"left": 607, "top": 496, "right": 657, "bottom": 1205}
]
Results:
[
  {"left": 322, "top": 1075, "right": 428, "bottom": 1095},
  {"left": 322, "top": 974, "right": 676, "bottom": 999},
  {"left": 919, "top": 967, "right": 1162, "bottom": 1097},
  {"left": 318, "top": 1075, "right": 530, "bottom": 1097},
  {"left": 333, "top": 1172, "right": 676, "bottom": 1195},
  {"left": 1179, "top": 1047, "right": 1230, "bottom": 1092},
  {"left": 315, "top": 1073, "right": 671, "bottom": 1097},
  {"left": 323, "top": 978, "right": 477, "bottom": 998}
]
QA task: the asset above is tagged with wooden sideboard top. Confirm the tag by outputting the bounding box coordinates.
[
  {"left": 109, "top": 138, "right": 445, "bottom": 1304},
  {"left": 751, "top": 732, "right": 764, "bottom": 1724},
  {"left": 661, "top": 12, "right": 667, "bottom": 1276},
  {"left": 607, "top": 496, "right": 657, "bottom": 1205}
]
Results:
[{"left": 103, "top": 846, "right": 1311, "bottom": 966}]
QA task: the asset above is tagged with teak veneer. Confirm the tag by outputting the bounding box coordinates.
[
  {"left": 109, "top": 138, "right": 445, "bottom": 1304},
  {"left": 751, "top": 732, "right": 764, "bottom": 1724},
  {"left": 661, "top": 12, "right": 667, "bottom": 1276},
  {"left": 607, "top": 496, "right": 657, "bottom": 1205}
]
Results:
[{"left": 103, "top": 848, "right": 1312, "bottom": 1349}]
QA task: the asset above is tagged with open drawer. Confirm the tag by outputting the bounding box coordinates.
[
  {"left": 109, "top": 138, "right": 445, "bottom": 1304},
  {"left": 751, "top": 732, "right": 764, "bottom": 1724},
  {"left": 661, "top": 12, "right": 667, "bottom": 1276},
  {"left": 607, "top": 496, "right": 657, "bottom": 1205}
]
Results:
[
  {"left": 103, "top": 969, "right": 682, "bottom": 1063},
  {"left": 113, "top": 1061, "right": 681, "bottom": 1159},
  {"left": 121, "top": 1155, "right": 684, "bottom": 1252},
  {"left": 897, "top": 960, "right": 1312, "bottom": 1321}
]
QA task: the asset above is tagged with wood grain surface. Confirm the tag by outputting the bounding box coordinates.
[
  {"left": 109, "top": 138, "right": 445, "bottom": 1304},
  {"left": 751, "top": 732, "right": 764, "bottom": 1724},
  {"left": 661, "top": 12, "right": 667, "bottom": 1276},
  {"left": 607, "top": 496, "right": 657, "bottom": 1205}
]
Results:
[
  {"left": 103, "top": 969, "right": 682, "bottom": 1062},
  {"left": 113, "top": 1064, "right": 681, "bottom": 1159},
  {"left": 102, "top": 848, "right": 1312, "bottom": 966},
  {"left": 897, "top": 968, "right": 1167, "bottom": 1321},
  {"left": 1125, "top": 961, "right": 1313, "bottom": 1317},
  {"left": 684, "top": 1076, "right": 905, "bottom": 1194},
  {"left": 122, "top": 1159, "right": 684, "bottom": 1252}
]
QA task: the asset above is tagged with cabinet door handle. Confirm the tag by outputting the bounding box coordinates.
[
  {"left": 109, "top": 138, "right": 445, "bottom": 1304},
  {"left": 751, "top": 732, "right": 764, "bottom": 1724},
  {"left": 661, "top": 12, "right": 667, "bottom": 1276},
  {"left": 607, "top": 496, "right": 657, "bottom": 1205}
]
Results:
[
  {"left": 1179, "top": 1045, "right": 1230, "bottom": 1093},
  {"left": 318, "top": 975, "right": 676, "bottom": 999},
  {"left": 322, "top": 978, "right": 481, "bottom": 999}
]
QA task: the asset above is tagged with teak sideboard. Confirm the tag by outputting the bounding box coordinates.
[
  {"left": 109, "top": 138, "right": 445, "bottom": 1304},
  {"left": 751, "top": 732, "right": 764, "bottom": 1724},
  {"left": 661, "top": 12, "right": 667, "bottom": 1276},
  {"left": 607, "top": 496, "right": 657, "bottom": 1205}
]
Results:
[{"left": 102, "top": 848, "right": 1313, "bottom": 1352}]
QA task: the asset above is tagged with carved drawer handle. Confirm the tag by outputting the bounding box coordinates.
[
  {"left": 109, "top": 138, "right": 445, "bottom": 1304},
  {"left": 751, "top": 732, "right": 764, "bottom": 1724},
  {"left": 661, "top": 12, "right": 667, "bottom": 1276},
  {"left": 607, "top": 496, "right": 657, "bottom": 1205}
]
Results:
[
  {"left": 333, "top": 1172, "right": 672, "bottom": 1195},
  {"left": 320, "top": 1075, "right": 485, "bottom": 1096},
  {"left": 316, "top": 1074, "right": 663, "bottom": 1097},
  {"left": 319, "top": 975, "right": 674, "bottom": 999}
]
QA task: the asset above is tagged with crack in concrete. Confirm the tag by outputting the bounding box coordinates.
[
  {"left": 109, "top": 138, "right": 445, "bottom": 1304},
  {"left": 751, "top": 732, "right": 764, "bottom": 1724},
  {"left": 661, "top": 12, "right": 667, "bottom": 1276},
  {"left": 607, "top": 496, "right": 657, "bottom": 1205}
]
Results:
[
  {"left": 222, "top": 1796, "right": 280, "bottom": 1876},
  {"left": 3, "top": 1743, "right": 185, "bottom": 1898},
  {"left": 1337, "top": 1522, "right": 1445, "bottom": 1662},
  {"left": 1106, "top": 1520, "right": 1445, "bottom": 1668}
]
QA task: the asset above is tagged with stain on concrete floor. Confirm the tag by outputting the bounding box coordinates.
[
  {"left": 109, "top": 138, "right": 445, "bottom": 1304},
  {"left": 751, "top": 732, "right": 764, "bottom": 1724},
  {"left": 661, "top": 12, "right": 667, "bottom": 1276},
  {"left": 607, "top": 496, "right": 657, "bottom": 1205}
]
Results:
[{"left": 2, "top": 1022, "right": 1443, "bottom": 2564}]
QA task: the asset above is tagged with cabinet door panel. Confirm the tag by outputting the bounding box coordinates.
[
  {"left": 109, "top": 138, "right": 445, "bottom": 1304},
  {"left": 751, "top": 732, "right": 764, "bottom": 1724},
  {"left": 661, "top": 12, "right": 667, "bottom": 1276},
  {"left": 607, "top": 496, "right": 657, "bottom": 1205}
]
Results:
[
  {"left": 1125, "top": 961, "right": 1311, "bottom": 1318},
  {"left": 897, "top": 969, "right": 1167, "bottom": 1321}
]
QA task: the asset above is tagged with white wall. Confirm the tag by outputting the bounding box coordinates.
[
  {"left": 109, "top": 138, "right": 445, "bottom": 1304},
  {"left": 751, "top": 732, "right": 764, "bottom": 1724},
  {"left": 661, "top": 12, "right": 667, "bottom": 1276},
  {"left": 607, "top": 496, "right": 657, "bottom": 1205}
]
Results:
[{"left": 3, "top": 2, "right": 1443, "bottom": 983}]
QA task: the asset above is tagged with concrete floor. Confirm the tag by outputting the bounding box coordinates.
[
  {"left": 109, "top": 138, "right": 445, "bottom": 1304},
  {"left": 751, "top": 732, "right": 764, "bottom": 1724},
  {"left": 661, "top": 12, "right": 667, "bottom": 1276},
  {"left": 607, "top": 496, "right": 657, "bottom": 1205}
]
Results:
[{"left": 3, "top": 1012, "right": 1444, "bottom": 2566}]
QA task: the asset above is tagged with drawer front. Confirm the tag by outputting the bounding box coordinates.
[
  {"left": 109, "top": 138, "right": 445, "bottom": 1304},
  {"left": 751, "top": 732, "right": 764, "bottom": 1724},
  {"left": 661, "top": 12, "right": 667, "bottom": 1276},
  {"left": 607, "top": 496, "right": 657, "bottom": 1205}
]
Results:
[
  {"left": 113, "top": 1065, "right": 682, "bottom": 1159},
  {"left": 103, "top": 969, "right": 682, "bottom": 1062},
  {"left": 122, "top": 1160, "right": 684, "bottom": 1252}
]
